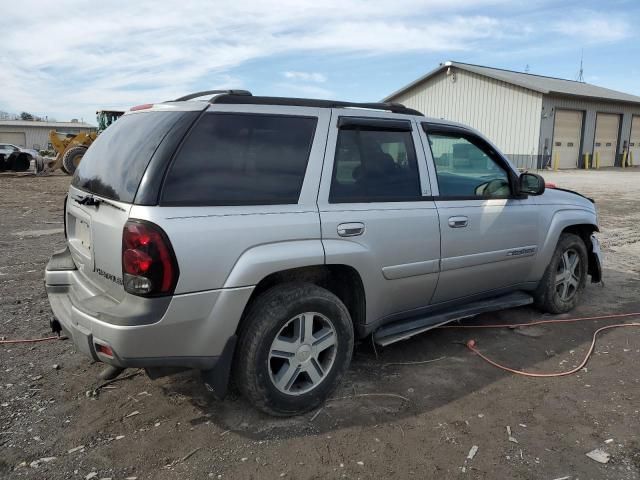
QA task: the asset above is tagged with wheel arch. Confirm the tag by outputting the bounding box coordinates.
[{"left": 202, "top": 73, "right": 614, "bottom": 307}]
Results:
[
  {"left": 533, "top": 209, "right": 599, "bottom": 282},
  {"left": 235, "top": 264, "right": 367, "bottom": 338},
  {"left": 561, "top": 223, "right": 601, "bottom": 282}
]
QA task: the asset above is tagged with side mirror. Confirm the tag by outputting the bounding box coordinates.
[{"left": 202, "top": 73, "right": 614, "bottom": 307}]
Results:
[{"left": 519, "top": 172, "right": 545, "bottom": 196}]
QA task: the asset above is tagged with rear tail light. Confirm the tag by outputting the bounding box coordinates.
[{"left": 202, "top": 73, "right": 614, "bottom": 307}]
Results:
[
  {"left": 130, "top": 103, "right": 153, "bottom": 111},
  {"left": 95, "top": 343, "right": 114, "bottom": 357},
  {"left": 122, "top": 220, "right": 179, "bottom": 296}
]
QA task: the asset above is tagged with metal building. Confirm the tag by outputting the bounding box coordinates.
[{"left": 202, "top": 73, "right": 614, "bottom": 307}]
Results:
[
  {"left": 0, "top": 120, "right": 95, "bottom": 151},
  {"left": 384, "top": 61, "right": 640, "bottom": 169}
]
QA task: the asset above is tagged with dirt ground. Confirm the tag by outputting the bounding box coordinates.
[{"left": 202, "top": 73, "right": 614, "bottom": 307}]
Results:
[{"left": 1, "top": 169, "right": 639, "bottom": 480}]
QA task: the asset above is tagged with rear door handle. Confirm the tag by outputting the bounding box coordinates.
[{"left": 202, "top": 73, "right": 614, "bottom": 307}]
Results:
[
  {"left": 448, "top": 216, "right": 469, "bottom": 228},
  {"left": 337, "top": 222, "right": 365, "bottom": 237}
]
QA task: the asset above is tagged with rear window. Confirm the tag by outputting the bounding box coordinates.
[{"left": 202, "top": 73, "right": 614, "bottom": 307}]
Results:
[
  {"left": 161, "top": 112, "right": 317, "bottom": 206},
  {"left": 72, "top": 111, "right": 184, "bottom": 202}
]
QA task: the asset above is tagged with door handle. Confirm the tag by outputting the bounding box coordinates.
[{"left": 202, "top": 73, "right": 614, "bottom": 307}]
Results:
[
  {"left": 448, "top": 216, "right": 469, "bottom": 228},
  {"left": 337, "top": 222, "right": 365, "bottom": 237}
]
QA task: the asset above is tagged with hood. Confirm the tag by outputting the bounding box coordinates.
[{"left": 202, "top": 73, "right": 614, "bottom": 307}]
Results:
[{"left": 536, "top": 186, "right": 596, "bottom": 212}]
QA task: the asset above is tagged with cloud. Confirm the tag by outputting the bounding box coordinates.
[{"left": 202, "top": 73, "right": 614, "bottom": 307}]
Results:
[
  {"left": 0, "top": 0, "right": 509, "bottom": 121},
  {"left": 283, "top": 72, "right": 327, "bottom": 83},
  {"left": 0, "top": 1, "right": 634, "bottom": 122},
  {"left": 275, "top": 83, "right": 335, "bottom": 99},
  {"left": 550, "top": 11, "right": 632, "bottom": 44}
]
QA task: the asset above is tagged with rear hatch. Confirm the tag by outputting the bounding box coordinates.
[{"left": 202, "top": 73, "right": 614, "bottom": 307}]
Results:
[{"left": 66, "top": 109, "right": 193, "bottom": 299}]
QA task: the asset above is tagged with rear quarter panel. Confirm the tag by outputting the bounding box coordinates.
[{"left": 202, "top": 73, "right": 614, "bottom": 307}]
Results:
[{"left": 129, "top": 205, "right": 324, "bottom": 293}]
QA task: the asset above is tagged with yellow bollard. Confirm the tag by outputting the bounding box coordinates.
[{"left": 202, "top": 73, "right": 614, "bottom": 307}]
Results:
[
  {"left": 622, "top": 150, "right": 628, "bottom": 168},
  {"left": 595, "top": 151, "right": 600, "bottom": 169},
  {"left": 553, "top": 152, "right": 559, "bottom": 171},
  {"left": 630, "top": 151, "right": 634, "bottom": 167},
  {"left": 584, "top": 153, "right": 590, "bottom": 169}
]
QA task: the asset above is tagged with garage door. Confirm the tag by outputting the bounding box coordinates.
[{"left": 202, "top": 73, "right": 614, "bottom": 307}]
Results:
[
  {"left": 0, "top": 132, "right": 26, "bottom": 147},
  {"left": 630, "top": 116, "right": 640, "bottom": 166},
  {"left": 594, "top": 113, "right": 620, "bottom": 167},
  {"left": 553, "top": 110, "right": 582, "bottom": 168}
]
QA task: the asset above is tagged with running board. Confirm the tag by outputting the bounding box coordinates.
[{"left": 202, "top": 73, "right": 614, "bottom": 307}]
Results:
[{"left": 373, "top": 291, "right": 533, "bottom": 347}]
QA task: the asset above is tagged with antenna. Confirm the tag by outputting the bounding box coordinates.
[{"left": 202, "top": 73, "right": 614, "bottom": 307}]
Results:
[
  {"left": 525, "top": 64, "right": 530, "bottom": 74},
  {"left": 576, "top": 49, "right": 584, "bottom": 82}
]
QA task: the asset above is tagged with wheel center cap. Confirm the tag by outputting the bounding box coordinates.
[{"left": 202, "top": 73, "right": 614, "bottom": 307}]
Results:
[{"left": 296, "top": 344, "right": 312, "bottom": 362}]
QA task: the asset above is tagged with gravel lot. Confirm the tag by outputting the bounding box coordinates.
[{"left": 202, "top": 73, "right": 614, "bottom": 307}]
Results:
[{"left": 1, "top": 169, "right": 639, "bottom": 479}]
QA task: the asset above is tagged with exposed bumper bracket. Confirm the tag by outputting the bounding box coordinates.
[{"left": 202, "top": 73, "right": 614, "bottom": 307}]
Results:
[{"left": 589, "top": 234, "right": 603, "bottom": 284}]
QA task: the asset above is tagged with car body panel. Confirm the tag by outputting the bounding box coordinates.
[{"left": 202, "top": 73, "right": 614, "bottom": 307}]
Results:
[
  {"left": 431, "top": 197, "right": 541, "bottom": 302},
  {"left": 417, "top": 121, "right": 542, "bottom": 303},
  {"left": 317, "top": 110, "right": 441, "bottom": 325},
  {"left": 66, "top": 185, "right": 133, "bottom": 300}
]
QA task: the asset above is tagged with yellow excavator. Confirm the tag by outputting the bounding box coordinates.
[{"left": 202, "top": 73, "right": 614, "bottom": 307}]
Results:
[{"left": 47, "top": 110, "right": 124, "bottom": 175}]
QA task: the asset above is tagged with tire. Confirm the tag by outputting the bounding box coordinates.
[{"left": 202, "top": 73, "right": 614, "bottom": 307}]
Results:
[
  {"left": 534, "top": 233, "right": 588, "bottom": 314},
  {"left": 234, "top": 283, "right": 354, "bottom": 416},
  {"left": 61, "top": 146, "right": 88, "bottom": 175},
  {"left": 13, "top": 153, "right": 31, "bottom": 172}
]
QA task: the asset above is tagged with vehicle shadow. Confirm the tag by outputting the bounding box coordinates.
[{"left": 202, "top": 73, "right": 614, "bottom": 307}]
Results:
[{"left": 159, "top": 267, "right": 640, "bottom": 441}]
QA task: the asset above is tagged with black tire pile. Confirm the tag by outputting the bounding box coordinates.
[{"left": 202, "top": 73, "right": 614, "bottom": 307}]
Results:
[{"left": 0, "top": 152, "right": 32, "bottom": 172}]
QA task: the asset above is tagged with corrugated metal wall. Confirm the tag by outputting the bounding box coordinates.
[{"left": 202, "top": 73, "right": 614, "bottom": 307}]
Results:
[
  {"left": 540, "top": 95, "right": 640, "bottom": 167},
  {"left": 390, "top": 68, "right": 543, "bottom": 169},
  {"left": 0, "top": 126, "right": 94, "bottom": 150}
]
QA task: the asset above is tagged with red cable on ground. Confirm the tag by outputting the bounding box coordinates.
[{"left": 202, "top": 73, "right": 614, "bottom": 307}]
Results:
[
  {"left": 3, "top": 314, "right": 639, "bottom": 378},
  {"left": 0, "top": 336, "right": 61, "bottom": 345},
  {"left": 443, "top": 312, "right": 640, "bottom": 378}
]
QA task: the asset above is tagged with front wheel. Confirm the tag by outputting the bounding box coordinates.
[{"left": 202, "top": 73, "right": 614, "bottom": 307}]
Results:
[
  {"left": 234, "top": 283, "right": 354, "bottom": 416},
  {"left": 534, "top": 233, "right": 588, "bottom": 314}
]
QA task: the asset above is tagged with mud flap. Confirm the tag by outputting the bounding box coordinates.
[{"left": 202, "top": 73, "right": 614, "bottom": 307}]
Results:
[{"left": 201, "top": 335, "right": 237, "bottom": 400}]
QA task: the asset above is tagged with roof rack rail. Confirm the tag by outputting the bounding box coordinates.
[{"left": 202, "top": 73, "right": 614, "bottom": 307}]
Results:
[
  {"left": 210, "top": 94, "right": 423, "bottom": 116},
  {"left": 174, "top": 90, "right": 252, "bottom": 102}
]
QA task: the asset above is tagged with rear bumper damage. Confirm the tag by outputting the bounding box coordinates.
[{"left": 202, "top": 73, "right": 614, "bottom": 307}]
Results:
[{"left": 45, "top": 247, "right": 252, "bottom": 398}]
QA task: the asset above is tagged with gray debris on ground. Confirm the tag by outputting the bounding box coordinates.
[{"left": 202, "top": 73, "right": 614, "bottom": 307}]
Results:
[
  {"left": 585, "top": 448, "right": 610, "bottom": 464},
  {"left": 11, "top": 228, "right": 64, "bottom": 238},
  {"left": 514, "top": 325, "right": 546, "bottom": 338}
]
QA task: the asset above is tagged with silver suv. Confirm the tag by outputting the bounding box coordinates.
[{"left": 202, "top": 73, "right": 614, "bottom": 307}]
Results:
[{"left": 45, "top": 90, "right": 602, "bottom": 416}]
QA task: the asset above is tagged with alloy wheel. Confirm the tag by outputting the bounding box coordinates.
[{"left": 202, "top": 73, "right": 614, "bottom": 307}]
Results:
[
  {"left": 268, "top": 312, "right": 338, "bottom": 396},
  {"left": 555, "top": 248, "right": 582, "bottom": 301}
]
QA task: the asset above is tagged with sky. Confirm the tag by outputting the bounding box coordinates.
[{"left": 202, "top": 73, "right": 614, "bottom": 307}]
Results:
[{"left": 1, "top": 0, "right": 639, "bottom": 124}]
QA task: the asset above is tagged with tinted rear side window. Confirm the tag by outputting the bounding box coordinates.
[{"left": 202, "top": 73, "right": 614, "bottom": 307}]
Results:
[
  {"left": 161, "top": 113, "right": 317, "bottom": 206},
  {"left": 330, "top": 128, "right": 421, "bottom": 203},
  {"left": 72, "top": 111, "right": 184, "bottom": 202}
]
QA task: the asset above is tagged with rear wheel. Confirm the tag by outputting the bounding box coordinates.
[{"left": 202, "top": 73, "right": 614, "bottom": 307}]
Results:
[
  {"left": 534, "top": 233, "right": 588, "bottom": 314},
  {"left": 62, "top": 146, "right": 87, "bottom": 175},
  {"left": 234, "top": 283, "right": 354, "bottom": 416}
]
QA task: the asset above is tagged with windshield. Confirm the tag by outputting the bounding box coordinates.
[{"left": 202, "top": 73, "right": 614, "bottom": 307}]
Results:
[{"left": 72, "top": 111, "right": 184, "bottom": 202}]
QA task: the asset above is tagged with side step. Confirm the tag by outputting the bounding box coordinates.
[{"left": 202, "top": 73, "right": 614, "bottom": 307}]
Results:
[{"left": 374, "top": 291, "right": 533, "bottom": 346}]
